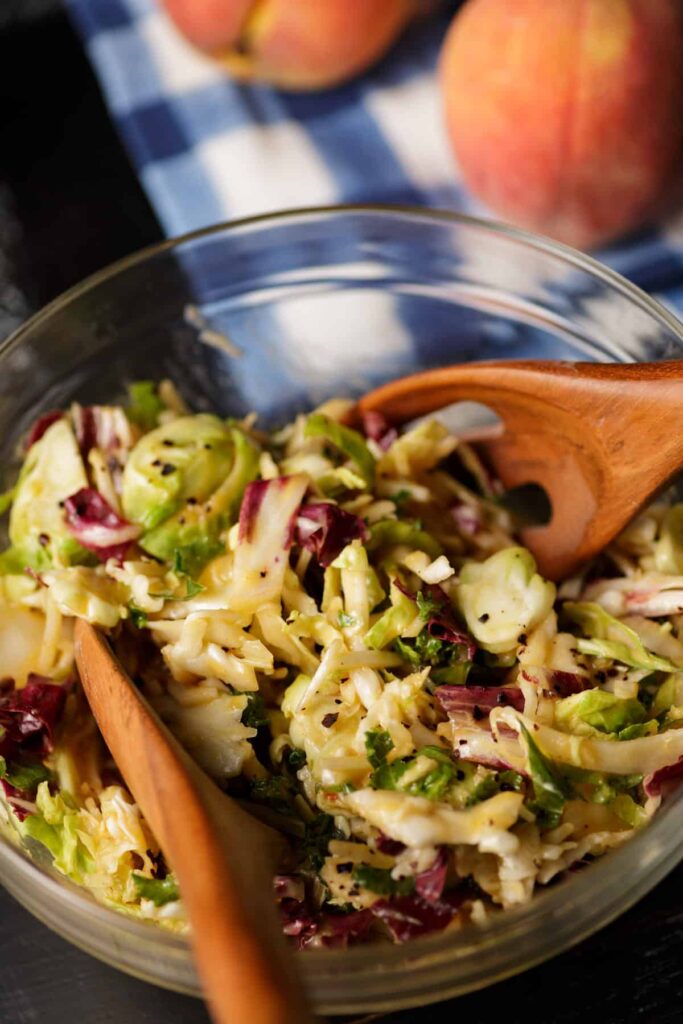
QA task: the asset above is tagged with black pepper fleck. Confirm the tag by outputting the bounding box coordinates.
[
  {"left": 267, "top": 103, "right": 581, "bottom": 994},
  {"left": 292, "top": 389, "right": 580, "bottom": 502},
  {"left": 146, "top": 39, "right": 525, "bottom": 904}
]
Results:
[
  {"left": 518, "top": 633, "right": 528, "bottom": 645},
  {"left": 321, "top": 712, "right": 339, "bottom": 728},
  {"left": 478, "top": 612, "right": 490, "bottom": 623},
  {"left": 38, "top": 533, "right": 49, "bottom": 547},
  {"left": 161, "top": 463, "right": 176, "bottom": 476},
  {"left": 336, "top": 862, "right": 353, "bottom": 874}
]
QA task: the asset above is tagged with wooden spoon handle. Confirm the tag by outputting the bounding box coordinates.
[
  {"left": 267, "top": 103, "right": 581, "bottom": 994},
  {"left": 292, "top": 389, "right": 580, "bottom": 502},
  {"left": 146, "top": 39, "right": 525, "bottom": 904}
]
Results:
[{"left": 74, "top": 621, "right": 311, "bottom": 1024}]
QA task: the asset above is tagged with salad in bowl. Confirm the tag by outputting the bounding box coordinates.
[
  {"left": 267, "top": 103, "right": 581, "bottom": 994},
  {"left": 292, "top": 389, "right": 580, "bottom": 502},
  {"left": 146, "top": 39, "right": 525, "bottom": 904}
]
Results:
[{"left": 2, "top": 378, "right": 683, "bottom": 948}]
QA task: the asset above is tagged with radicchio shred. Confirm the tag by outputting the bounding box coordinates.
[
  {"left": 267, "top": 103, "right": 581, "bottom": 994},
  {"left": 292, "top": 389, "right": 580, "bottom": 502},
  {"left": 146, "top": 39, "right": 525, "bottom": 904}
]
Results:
[
  {"left": 64, "top": 488, "right": 140, "bottom": 562},
  {"left": 295, "top": 502, "right": 369, "bottom": 568},
  {"left": 360, "top": 410, "right": 398, "bottom": 452},
  {"left": 0, "top": 675, "right": 66, "bottom": 760},
  {"left": 25, "top": 411, "right": 64, "bottom": 450},
  {"left": 398, "top": 582, "right": 477, "bottom": 660},
  {"left": 436, "top": 684, "right": 524, "bottom": 718},
  {"left": 414, "top": 849, "right": 448, "bottom": 903},
  {"left": 275, "top": 851, "right": 466, "bottom": 949},
  {"left": 644, "top": 757, "right": 683, "bottom": 798}
]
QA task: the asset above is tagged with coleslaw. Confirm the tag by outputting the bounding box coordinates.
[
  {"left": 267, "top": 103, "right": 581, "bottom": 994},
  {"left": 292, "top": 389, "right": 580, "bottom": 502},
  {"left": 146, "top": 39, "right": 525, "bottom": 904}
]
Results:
[{"left": 1, "top": 379, "right": 682, "bottom": 947}]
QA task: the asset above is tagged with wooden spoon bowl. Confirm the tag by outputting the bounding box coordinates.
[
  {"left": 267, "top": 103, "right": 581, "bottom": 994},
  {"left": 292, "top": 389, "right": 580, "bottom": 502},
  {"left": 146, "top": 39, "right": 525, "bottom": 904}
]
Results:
[
  {"left": 358, "top": 359, "right": 683, "bottom": 580},
  {"left": 74, "top": 620, "right": 311, "bottom": 1024}
]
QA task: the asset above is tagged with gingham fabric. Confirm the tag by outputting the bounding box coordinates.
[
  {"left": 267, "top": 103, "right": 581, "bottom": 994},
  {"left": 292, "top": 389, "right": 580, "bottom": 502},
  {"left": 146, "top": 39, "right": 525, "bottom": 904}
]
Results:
[{"left": 67, "top": 0, "right": 683, "bottom": 311}]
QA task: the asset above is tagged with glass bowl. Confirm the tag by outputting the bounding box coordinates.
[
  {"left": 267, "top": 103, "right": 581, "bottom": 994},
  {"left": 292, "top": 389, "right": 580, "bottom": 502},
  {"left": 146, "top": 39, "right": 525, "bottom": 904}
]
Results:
[{"left": 1, "top": 206, "right": 683, "bottom": 1016}]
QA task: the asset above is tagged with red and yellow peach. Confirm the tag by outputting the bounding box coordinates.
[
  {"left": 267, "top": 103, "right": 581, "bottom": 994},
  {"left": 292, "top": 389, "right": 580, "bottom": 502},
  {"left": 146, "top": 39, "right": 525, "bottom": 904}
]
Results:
[
  {"left": 440, "top": 0, "right": 683, "bottom": 248},
  {"left": 162, "top": 0, "right": 415, "bottom": 91}
]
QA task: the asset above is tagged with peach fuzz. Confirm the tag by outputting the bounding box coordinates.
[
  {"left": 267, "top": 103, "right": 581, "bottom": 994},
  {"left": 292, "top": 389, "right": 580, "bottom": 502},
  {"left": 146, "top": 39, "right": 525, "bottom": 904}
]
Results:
[
  {"left": 440, "top": 0, "right": 683, "bottom": 249},
  {"left": 162, "top": 0, "right": 415, "bottom": 91}
]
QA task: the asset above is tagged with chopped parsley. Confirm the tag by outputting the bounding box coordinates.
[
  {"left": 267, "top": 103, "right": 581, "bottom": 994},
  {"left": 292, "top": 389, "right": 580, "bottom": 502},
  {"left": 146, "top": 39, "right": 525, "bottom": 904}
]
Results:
[
  {"left": 521, "top": 724, "right": 574, "bottom": 828},
  {"left": 128, "top": 604, "right": 148, "bottom": 629},
  {"left": 0, "top": 757, "right": 53, "bottom": 792},
  {"left": 352, "top": 865, "right": 415, "bottom": 897},
  {"left": 365, "top": 728, "right": 394, "bottom": 770},
  {"left": 284, "top": 747, "right": 307, "bottom": 772},
  {"left": 302, "top": 813, "right": 343, "bottom": 874},
  {"left": 416, "top": 589, "right": 442, "bottom": 622},
  {"left": 132, "top": 873, "right": 180, "bottom": 906},
  {"left": 171, "top": 550, "right": 205, "bottom": 598},
  {"left": 242, "top": 693, "right": 269, "bottom": 730}
]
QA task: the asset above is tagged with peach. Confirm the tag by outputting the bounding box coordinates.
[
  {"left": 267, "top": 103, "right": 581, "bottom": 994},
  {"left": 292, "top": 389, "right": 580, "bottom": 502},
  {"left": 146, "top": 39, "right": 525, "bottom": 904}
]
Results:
[
  {"left": 162, "top": 0, "right": 415, "bottom": 91},
  {"left": 440, "top": 0, "right": 683, "bottom": 249}
]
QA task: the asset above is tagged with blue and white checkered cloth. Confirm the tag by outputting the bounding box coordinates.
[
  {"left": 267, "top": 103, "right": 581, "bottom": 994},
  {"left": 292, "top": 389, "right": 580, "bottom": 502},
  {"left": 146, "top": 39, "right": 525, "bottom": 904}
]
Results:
[{"left": 68, "top": 0, "right": 683, "bottom": 312}]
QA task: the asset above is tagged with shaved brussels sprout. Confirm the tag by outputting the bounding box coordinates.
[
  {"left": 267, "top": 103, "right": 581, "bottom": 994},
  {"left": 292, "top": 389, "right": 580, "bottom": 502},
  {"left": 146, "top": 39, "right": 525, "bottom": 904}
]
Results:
[
  {"left": 457, "top": 547, "right": 556, "bottom": 654},
  {"left": 563, "top": 602, "right": 677, "bottom": 672},
  {"left": 365, "top": 580, "right": 419, "bottom": 650},
  {"left": 377, "top": 419, "right": 457, "bottom": 476},
  {"left": 304, "top": 414, "right": 375, "bottom": 489},
  {"left": 6, "top": 418, "right": 89, "bottom": 571},
  {"left": 655, "top": 505, "right": 683, "bottom": 574},
  {"left": 368, "top": 519, "right": 443, "bottom": 560},
  {"left": 21, "top": 784, "right": 92, "bottom": 883},
  {"left": 121, "top": 414, "right": 236, "bottom": 530},
  {"left": 139, "top": 426, "right": 260, "bottom": 572},
  {"left": 554, "top": 689, "right": 648, "bottom": 737}
]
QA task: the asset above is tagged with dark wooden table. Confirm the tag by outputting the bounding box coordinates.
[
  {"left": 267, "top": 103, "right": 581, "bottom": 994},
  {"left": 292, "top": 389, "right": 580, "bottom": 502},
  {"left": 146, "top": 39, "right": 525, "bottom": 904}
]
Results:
[{"left": 1, "top": 7, "right": 683, "bottom": 1023}]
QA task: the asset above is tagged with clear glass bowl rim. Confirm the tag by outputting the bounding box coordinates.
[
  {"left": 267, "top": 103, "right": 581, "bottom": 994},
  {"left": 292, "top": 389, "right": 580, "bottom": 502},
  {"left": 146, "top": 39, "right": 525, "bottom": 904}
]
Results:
[{"left": 2, "top": 204, "right": 683, "bottom": 1014}]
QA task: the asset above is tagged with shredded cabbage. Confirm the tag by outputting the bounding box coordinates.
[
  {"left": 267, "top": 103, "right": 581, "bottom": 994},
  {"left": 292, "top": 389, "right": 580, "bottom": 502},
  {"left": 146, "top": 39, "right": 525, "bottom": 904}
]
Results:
[{"left": 2, "top": 382, "right": 683, "bottom": 945}]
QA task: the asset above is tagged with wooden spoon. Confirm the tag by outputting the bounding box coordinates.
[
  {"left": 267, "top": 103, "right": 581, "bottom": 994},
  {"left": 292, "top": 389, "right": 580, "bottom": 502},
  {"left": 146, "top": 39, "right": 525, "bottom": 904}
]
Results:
[
  {"left": 73, "top": 619, "right": 312, "bottom": 1024},
  {"left": 357, "top": 359, "right": 683, "bottom": 580}
]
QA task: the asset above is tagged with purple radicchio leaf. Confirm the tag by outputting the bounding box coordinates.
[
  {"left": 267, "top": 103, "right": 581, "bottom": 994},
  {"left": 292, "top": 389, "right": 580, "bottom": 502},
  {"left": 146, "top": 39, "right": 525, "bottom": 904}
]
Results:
[
  {"left": 436, "top": 684, "right": 524, "bottom": 718},
  {"left": 238, "top": 479, "right": 270, "bottom": 543},
  {"left": 0, "top": 676, "right": 67, "bottom": 761},
  {"left": 25, "top": 411, "right": 64, "bottom": 450},
  {"left": 375, "top": 833, "right": 406, "bottom": 856},
  {"left": 71, "top": 404, "right": 125, "bottom": 459},
  {"left": 400, "top": 582, "right": 477, "bottom": 660},
  {"left": 0, "top": 779, "right": 36, "bottom": 822},
  {"left": 64, "top": 488, "right": 141, "bottom": 562},
  {"left": 644, "top": 757, "right": 683, "bottom": 798},
  {"left": 414, "top": 849, "right": 448, "bottom": 904},
  {"left": 360, "top": 410, "right": 398, "bottom": 451},
  {"left": 370, "top": 885, "right": 469, "bottom": 942},
  {"left": 295, "top": 502, "right": 369, "bottom": 568},
  {"left": 450, "top": 501, "right": 482, "bottom": 536},
  {"left": 546, "top": 670, "right": 589, "bottom": 698}
]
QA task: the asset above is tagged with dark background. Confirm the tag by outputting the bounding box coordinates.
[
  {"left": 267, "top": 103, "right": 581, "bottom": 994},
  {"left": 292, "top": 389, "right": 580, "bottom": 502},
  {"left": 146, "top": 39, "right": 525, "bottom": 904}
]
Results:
[{"left": 1, "top": 6, "right": 683, "bottom": 1022}]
